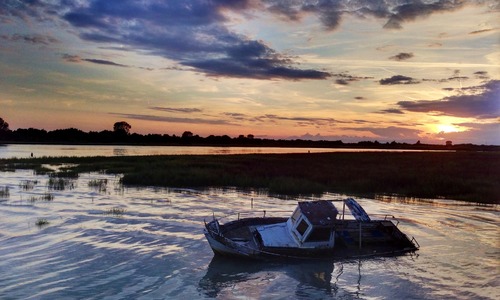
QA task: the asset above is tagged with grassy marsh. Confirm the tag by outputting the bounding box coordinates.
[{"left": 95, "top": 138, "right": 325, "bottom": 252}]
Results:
[{"left": 1, "top": 152, "right": 499, "bottom": 203}]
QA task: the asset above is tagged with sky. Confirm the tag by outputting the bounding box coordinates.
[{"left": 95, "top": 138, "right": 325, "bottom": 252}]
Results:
[{"left": 0, "top": 0, "right": 499, "bottom": 145}]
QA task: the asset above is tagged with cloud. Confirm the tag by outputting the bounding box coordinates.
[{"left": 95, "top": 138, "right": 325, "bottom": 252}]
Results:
[
  {"left": 435, "top": 122, "right": 500, "bottom": 145},
  {"left": 469, "top": 28, "right": 496, "bottom": 35},
  {"left": 62, "top": 54, "right": 133, "bottom": 68},
  {"left": 150, "top": 107, "right": 202, "bottom": 113},
  {"left": 2, "top": 1, "right": 496, "bottom": 80},
  {"left": 397, "top": 80, "right": 500, "bottom": 119},
  {"left": 389, "top": 52, "right": 414, "bottom": 61},
  {"left": 60, "top": 1, "right": 330, "bottom": 80},
  {"left": 349, "top": 126, "right": 423, "bottom": 142},
  {"left": 110, "top": 113, "right": 234, "bottom": 126},
  {"left": 83, "top": 59, "right": 128, "bottom": 67},
  {"left": 0, "top": 33, "right": 59, "bottom": 45},
  {"left": 263, "top": 0, "right": 495, "bottom": 31},
  {"left": 380, "top": 75, "right": 420, "bottom": 85},
  {"left": 381, "top": 0, "right": 469, "bottom": 30},
  {"left": 332, "top": 72, "right": 373, "bottom": 85},
  {"left": 379, "top": 109, "right": 405, "bottom": 114}
]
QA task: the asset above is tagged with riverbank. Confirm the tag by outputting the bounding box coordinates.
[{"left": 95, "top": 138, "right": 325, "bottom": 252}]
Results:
[{"left": 1, "top": 151, "right": 499, "bottom": 204}]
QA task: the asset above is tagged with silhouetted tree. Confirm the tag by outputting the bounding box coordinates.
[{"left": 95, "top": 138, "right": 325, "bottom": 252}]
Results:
[
  {"left": 113, "top": 121, "right": 131, "bottom": 135},
  {"left": 182, "top": 131, "right": 193, "bottom": 138},
  {"left": 0, "top": 117, "right": 10, "bottom": 140},
  {"left": 0, "top": 118, "right": 9, "bottom": 132}
]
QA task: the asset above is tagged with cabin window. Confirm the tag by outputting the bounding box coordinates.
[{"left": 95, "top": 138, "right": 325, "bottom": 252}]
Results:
[
  {"left": 291, "top": 208, "right": 301, "bottom": 223},
  {"left": 296, "top": 219, "right": 309, "bottom": 236},
  {"left": 305, "top": 228, "right": 331, "bottom": 242}
]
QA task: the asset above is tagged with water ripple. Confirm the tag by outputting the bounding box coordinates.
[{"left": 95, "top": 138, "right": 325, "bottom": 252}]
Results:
[{"left": 0, "top": 171, "right": 498, "bottom": 299}]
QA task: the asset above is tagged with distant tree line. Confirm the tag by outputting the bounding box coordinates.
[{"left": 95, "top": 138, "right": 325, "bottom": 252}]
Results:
[{"left": 0, "top": 118, "right": 497, "bottom": 151}]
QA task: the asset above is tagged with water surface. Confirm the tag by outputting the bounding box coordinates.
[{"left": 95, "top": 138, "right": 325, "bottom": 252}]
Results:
[
  {"left": 0, "top": 144, "right": 444, "bottom": 159},
  {"left": 0, "top": 170, "right": 498, "bottom": 299}
]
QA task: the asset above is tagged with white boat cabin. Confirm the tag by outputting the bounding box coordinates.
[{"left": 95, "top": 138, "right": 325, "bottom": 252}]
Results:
[{"left": 254, "top": 201, "right": 339, "bottom": 249}]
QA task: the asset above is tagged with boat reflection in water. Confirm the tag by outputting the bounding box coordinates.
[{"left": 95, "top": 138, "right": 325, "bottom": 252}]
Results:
[{"left": 199, "top": 256, "right": 339, "bottom": 298}]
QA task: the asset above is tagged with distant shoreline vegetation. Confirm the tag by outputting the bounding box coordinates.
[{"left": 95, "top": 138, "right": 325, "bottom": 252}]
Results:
[{"left": 0, "top": 126, "right": 499, "bottom": 152}]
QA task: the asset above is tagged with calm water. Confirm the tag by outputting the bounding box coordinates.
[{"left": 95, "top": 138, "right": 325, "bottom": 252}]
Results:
[
  {"left": 0, "top": 144, "right": 439, "bottom": 159},
  {"left": 0, "top": 169, "right": 498, "bottom": 299}
]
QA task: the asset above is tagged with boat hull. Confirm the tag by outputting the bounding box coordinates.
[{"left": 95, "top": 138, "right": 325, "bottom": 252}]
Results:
[{"left": 204, "top": 217, "right": 418, "bottom": 260}]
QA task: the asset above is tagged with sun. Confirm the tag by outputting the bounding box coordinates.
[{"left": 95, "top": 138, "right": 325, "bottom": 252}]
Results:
[{"left": 436, "top": 124, "right": 460, "bottom": 133}]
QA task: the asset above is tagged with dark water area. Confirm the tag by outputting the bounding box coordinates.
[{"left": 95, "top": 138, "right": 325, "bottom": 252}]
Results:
[{"left": 0, "top": 169, "right": 498, "bottom": 299}]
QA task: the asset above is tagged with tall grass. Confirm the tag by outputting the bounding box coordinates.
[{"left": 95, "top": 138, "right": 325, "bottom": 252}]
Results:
[{"left": 1, "top": 152, "right": 499, "bottom": 203}]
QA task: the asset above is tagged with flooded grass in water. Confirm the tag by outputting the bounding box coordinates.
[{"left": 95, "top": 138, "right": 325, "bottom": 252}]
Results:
[
  {"left": 88, "top": 179, "right": 108, "bottom": 193},
  {"left": 28, "top": 193, "right": 55, "bottom": 202},
  {"left": 35, "top": 218, "right": 49, "bottom": 227},
  {"left": 48, "top": 177, "right": 76, "bottom": 191},
  {"left": 105, "top": 207, "right": 126, "bottom": 216},
  {"left": 19, "top": 180, "right": 39, "bottom": 190},
  {"left": 0, "top": 186, "right": 9, "bottom": 198}
]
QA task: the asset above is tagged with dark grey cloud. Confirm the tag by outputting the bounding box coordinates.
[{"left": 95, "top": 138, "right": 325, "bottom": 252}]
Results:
[
  {"left": 62, "top": 54, "right": 129, "bottom": 67},
  {"left": 474, "top": 71, "right": 490, "bottom": 80},
  {"left": 469, "top": 28, "right": 496, "bottom": 35},
  {"left": 60, "top": 1, "right": 329, "bottom": 80},
  {"left": 2, "top": 1, "right": 496, "bottom": 80},
  {"left": 379, "top": 109, "right": 405, "bottom": 114},
  {"left": 380, "top": 75, "right": 420, "bottom": 85},
  {"left": 332, "top": 72, "right": 373, "bottom": 85},
  {"left": 397, "top": 80, "right": 500, "bottom": 119},
  {"left": 262, "top": 0, "right": 496, "bottom": 31},
  {"left": 389, "top": 52, "right": 414, "bottom": 61},
  {"left": 83, "top": 59, "right": 128, "bottom": 67}
]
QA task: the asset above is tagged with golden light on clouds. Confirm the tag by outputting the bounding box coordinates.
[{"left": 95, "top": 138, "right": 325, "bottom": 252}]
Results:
[{"left": 0, "top": 1, "right": 498, "bottom": 144}]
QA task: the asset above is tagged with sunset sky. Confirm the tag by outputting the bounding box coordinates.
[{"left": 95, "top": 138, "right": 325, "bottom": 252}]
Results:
[{"left": 1, "top": 0, "right": 499, "bottom": 144}]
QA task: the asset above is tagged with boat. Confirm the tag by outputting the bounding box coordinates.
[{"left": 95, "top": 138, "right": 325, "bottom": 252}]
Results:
[{"left": 204, "top": 198, "right": 419, "bottom": 260}]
